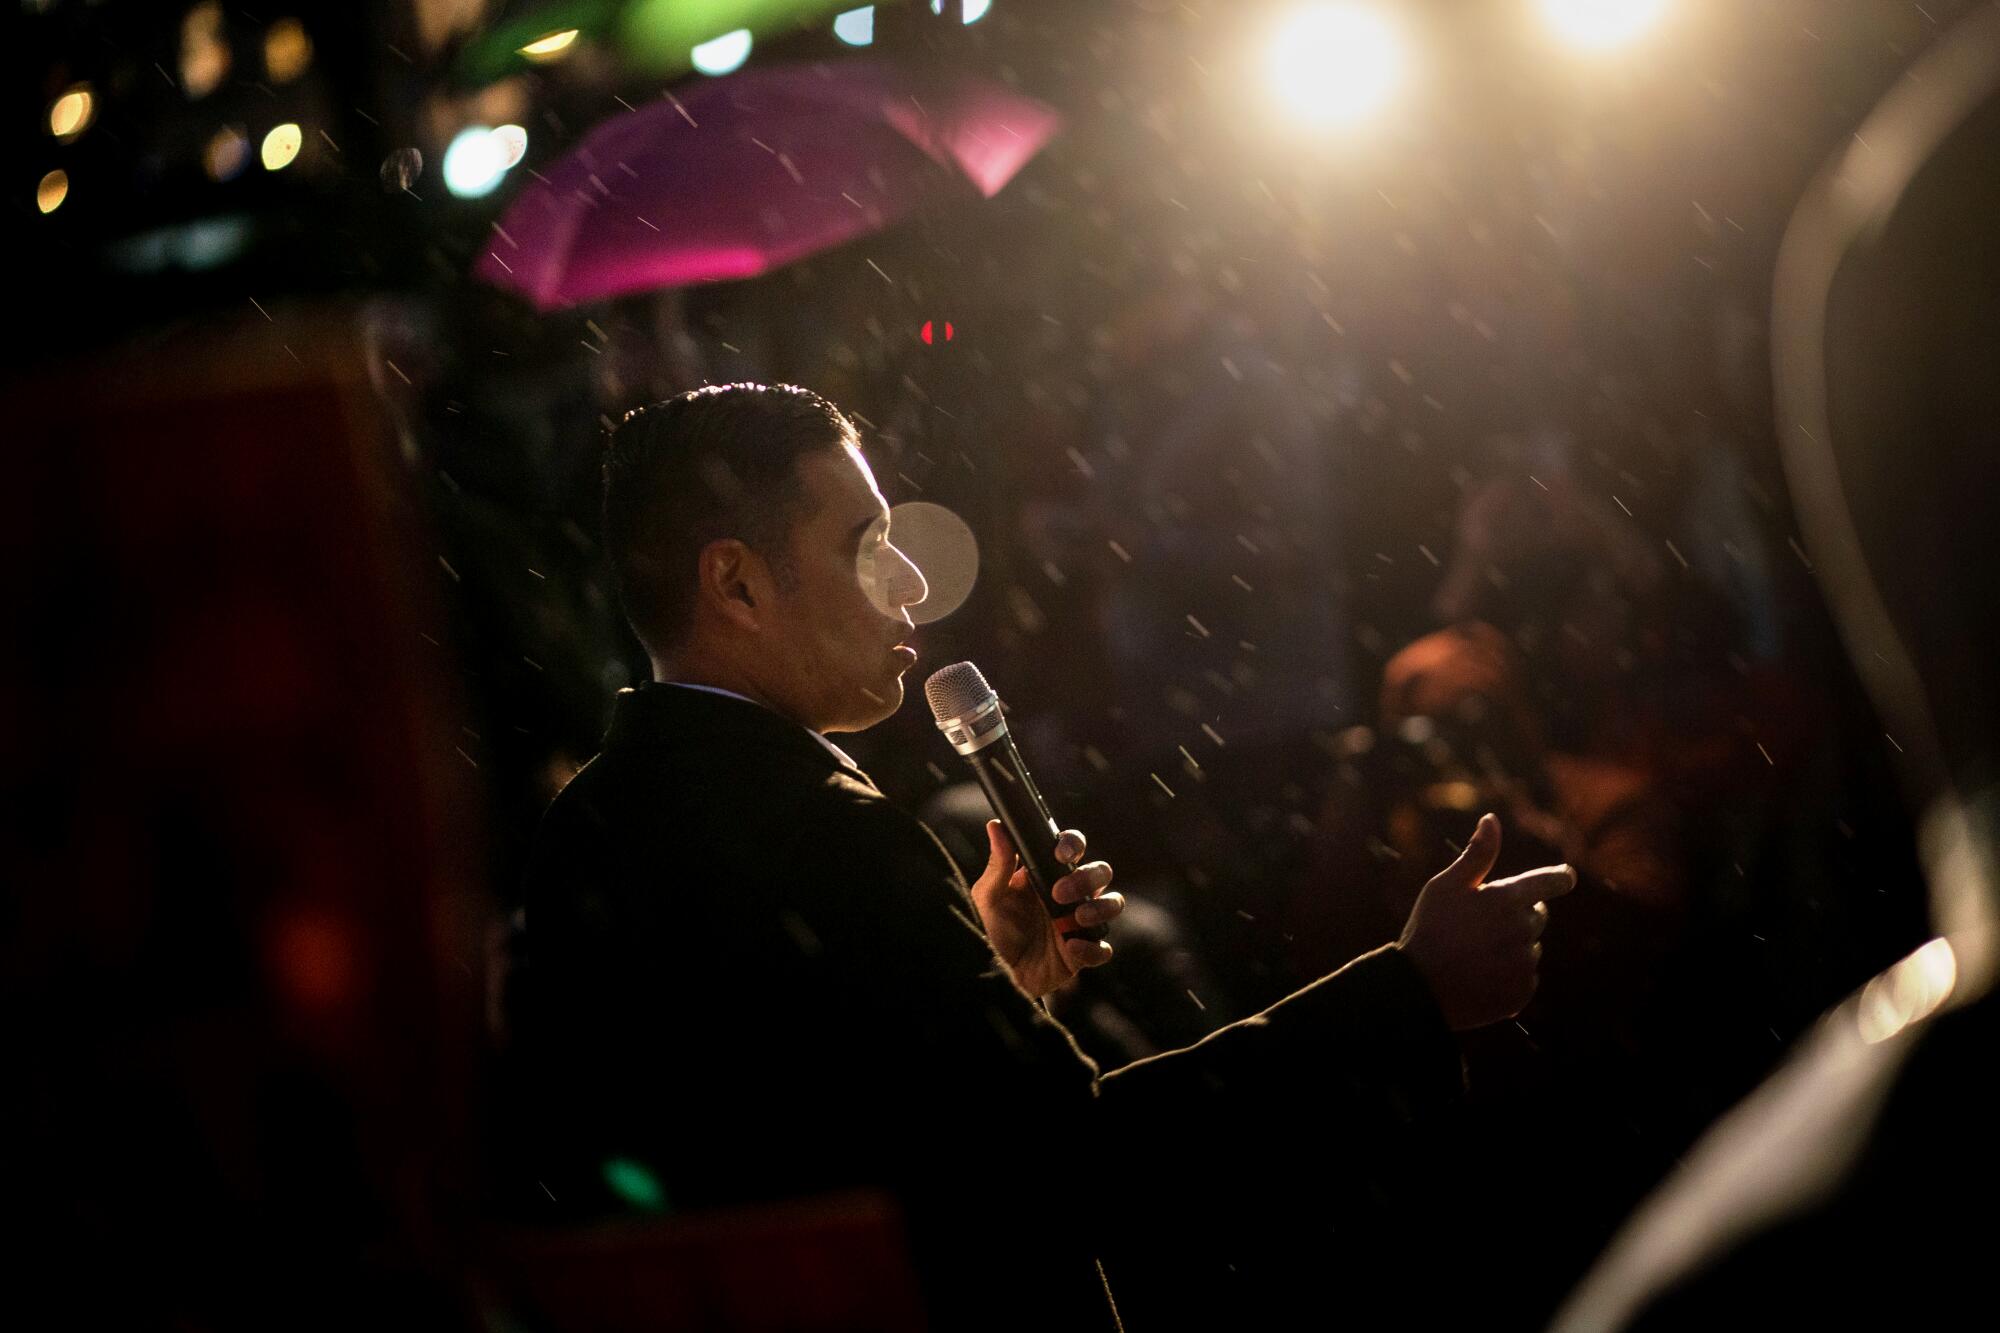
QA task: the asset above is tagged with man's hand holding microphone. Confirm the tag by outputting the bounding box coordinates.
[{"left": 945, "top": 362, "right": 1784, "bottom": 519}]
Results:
[{"left": 928, "top": 660, "right": 1571, "bottom": 1024}]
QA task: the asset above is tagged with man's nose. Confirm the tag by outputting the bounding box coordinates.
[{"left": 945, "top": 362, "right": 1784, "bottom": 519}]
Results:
[{"left": 885, "top": 541, "right": 928, "bottom": 611}]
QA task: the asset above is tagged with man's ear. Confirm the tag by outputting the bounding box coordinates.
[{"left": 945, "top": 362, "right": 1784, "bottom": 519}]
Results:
[{"left": 696, "top": 538, "right": 770, "bottom": 633}]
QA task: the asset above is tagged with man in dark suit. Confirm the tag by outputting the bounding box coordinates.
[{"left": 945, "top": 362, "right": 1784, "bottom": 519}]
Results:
[{"left": 509, "top": 383, "right": 1572, "bottom": 1329}]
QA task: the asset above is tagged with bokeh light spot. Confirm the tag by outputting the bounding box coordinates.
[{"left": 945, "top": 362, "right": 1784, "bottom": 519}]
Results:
[
  {"left": 264, "top": 17, "right": 313, "bottom": 83},
  {"left": 443, "top": 126, "right": 507, "bottom": 197},
  {"left": 48, "top": 84, "right": 94, "bottom": 141},
  {"left": 181, "top": 1, "right": 232, "bottom": 100},
  {"left": 1539, "top": 0, "right": 1669, "bottom": 51},
  {"left": 834, "top": 6, "right": 875, "bottom": 47},
  {"left": 269, "top": 908, "right": 355, "bottom": 1014},
  {"left": 1266, "top": 3, "right": 1406, "bottom": 129},
  {"left": 691, "top": 28, "right": 753, "bottom": 76},
  {"left": 886, "top": 502, "right": 980, "bottom": 626},
  {"left": 205, "top": 125, "right": 250, "bottom": 181},
  {"left": 519, "top": 28, "right": 581, "bottom": 61},
  {"left": 37, "top": 169, "right": 68, "bottom": 214},
  {"left": 602, "top": 1157, "right": 670, "bottom": 1212},
  {"left": 491, "top": 124, "right": 529, "bottom": 170},
  {"left": 260, "top": 122, "right": 303, "bottom": 171}
]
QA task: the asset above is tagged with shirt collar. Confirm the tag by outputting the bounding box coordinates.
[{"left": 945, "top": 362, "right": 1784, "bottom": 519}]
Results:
[{"left": 662, "top": 681, "right": 861, "bottom": 772}]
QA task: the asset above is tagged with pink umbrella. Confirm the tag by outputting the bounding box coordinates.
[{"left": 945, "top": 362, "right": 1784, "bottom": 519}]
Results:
[{"left": 475, "top": 61, "right": 1062, "bottom": 310}]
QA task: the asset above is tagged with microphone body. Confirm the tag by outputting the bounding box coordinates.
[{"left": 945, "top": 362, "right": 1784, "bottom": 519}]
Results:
[{"left": 926, "top": 663, "right": 1108, "bottom": 944}]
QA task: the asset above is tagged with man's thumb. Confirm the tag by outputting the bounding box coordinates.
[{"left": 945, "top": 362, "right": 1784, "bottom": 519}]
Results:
[
  {"left": 983, "top": 819, "right": 1017, "bottom": 878},
  {"left": 1436, "top": 812, "right": 1502, "bottom": 890}
]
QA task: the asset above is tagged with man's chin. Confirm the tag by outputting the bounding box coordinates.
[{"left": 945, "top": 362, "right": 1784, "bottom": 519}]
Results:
[{"left": 827, "top": 676, "right": 904, "bottom": 735}]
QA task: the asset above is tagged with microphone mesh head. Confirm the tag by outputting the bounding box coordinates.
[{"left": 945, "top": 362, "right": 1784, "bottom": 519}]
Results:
[{"left": 925, "top": 660, "right": 993, "bottom": 725}]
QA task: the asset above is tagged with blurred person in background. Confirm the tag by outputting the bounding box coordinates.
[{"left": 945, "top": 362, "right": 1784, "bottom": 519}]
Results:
[{"left": 1556, "top": 10, "right": 2000, "bottom": 1324}]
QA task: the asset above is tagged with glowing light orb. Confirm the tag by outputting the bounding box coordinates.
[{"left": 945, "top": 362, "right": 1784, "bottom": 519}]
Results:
[
  {"left": 930, "top": 0, "right": 992, "bottom": 20},
  {"left": 691, "top": 28, "right": 753, "bottom": 76},
  {"left": 833, "top": 6, "right": 875, "bottom": 46},
  {"left": 48, "top": 84, "right": 95, "bottom": 141},
  {"left": 491, "top": 124, "right": 529, "bottom": 170},
  {"left": 1539, "top": 0, "right": 1669, "bottom": 52},
  {"left": 443, "top": 126, "right": 508, "bottom": 198},
  {"left": 1266, "top": 3, "right": 1406, "bottom": 129},
  {"left": 181, "top": 2, "right": 232, "bottom": 100},
  {"left": 519, "top": 28, "right": 580, "bottom": 61},
  {"left": 264, "top": 17, "right": 313, "bottom": 83},
  {"left": 260, "top": 123, "right": 303, "bottom": 171},
  {"left": 876, "top": 502, "right": 979, "bottom": 626},
  {"left": 37, "top": 169, "right": 69, "bottom": 214},
  {"left": 206, "top": 125, "right": 251, "bottom": 181}
]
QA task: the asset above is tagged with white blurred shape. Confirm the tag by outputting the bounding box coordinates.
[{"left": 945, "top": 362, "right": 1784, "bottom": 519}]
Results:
[
  {"left": 1858, "top": 938, "right": 1957, "bottom": 1045},
  {"left": 1539, "top": 0, "right": 1669, "bottom": 51},
  {"left": 691, "top": 28, "right": 753, "bottom": 76},
  {"left": 261, "top": 123, "right": 303, "bottom": 171},
  {"left": 833, "top": 6, "right": 875, "bottom": 46},
  {"left": 1266, "top": 3, "right": 1406, "bottom": 129},
  {"left": 491, "top": 124, "right": 529, "bottom": 170},
  {"left": 879, "top": 503, "right": 981, "bottom": 626},
  {"left": 443, "top": 126, "right": 507, "bottom": 197}
]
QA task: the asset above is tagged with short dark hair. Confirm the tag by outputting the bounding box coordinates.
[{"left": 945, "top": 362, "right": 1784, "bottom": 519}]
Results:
[{"left": 602, "top": 383, "right": 857, "bottom": 652}]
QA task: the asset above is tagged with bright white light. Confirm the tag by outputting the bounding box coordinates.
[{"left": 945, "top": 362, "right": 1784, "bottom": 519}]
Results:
[
  {"left": 443, "top": 126, "right": 507, "bottom": 198},
  {"left": 491, "top": 124, "right": 528, "bottom": 170},
  {"left": 1266, "top": 4, "right": 1406, "bottom": 129},
  {"left": 833, "top": 6, "right": 875, "bottom": 46},
  {"left": 260, "top": 123, "right": 303, "bottom": 171},
  {"left": 929, "top": 0, "right": 991, "bottom": 20},
  {"left": 1540, "top": 0, "right": 1668, "bottom": 51},
  {"left": 690, "top": 28, "right": 753, "bottom": 76}
]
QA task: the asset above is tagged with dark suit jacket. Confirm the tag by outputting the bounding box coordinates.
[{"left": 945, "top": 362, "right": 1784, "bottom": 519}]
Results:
[{"left": 509, "top": 684, "right": 1462, "bottom": 1329}]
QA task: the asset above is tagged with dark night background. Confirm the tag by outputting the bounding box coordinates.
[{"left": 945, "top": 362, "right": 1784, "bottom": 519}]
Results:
[{"left": 2, "top": 1, "right": 1966, "bottom": 1326}]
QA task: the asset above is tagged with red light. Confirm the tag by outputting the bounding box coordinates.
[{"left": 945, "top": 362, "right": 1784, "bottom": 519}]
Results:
[
  {"left": 921, "top": 320, "right": 933, "bottom": 345},
  {"left": 920, "top": 320, "right": 957, "bottom": 345},
  {"left": 945, "top": 321, "right": 955, "bottom": 341}
]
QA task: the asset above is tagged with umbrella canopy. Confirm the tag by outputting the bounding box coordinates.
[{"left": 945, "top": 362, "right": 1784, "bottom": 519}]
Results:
[{"left": 475, "top": 61, "right": 1061, "bottom": 310}]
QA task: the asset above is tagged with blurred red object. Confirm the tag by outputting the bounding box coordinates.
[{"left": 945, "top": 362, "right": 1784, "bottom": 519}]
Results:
[
  {"left": 1, "top": 309, "right": 487, "bottom": 1326},
  {"left": 484, "top": 1191, "right": 926, "bottom": 1332}
]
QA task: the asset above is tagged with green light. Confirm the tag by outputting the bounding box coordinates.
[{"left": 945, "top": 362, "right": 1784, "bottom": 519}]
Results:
[{"left": 602, "top": 1157, "right": 671, "bottom": 1212}]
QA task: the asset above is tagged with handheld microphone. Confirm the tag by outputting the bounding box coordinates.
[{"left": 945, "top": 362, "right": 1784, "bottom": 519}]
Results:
[{"left": 924, "top": 661, "right": 1108, "bottom": 945}]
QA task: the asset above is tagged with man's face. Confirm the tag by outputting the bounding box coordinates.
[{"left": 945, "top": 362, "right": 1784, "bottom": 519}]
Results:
[{"left": 767, "top": 443, "right": 928, "bottom": 733}]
